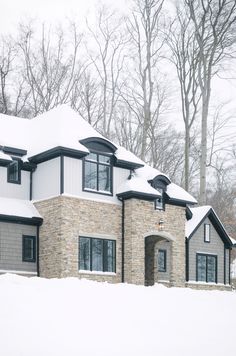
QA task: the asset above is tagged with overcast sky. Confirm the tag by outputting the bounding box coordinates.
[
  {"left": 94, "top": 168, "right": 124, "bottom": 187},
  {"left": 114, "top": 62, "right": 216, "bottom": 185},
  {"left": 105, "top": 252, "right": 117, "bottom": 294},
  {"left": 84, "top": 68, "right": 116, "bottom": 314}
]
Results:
[
  {"left": 0, "top": 0, "right": 128, "bottom": 34},
  {"left": 1, "top": 0, "right": 236, "bottom": 133}
]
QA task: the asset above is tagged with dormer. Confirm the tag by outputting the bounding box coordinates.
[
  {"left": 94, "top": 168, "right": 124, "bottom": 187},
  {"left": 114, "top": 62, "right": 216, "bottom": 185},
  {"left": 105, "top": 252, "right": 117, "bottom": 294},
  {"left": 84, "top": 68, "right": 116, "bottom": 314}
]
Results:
[{"left": 150, "top": 175, "right": 171, "bottom": 210}]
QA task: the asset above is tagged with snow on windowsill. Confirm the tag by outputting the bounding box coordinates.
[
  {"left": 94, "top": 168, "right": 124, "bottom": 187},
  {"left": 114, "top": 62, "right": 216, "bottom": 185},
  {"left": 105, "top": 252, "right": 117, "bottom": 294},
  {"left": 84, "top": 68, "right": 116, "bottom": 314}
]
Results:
[
  {"left": 79, "top": 270, "right": 116, "bottom": 276},
  {"left": 186, "top": 280, "right": 231, "bottom": 287}
]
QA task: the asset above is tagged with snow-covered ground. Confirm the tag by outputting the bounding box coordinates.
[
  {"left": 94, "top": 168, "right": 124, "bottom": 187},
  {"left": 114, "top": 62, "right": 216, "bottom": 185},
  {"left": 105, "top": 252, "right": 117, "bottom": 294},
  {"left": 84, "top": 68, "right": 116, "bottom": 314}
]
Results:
[{"left": 0, "top": 274, "right": 235, "bottom": 356}]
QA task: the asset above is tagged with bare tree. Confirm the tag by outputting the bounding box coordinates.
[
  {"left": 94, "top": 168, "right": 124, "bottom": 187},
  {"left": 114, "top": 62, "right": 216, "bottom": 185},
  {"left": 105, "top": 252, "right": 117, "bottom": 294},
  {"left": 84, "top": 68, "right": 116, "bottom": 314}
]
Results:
[
  {"left": 124, "top": 0, "right": 165, "bottom": 161},
  {"left": 185, "top": 0, "right": 236, "bottom": 205},
  {"left": 18, "top": 21, "right": 83, "bottom": 116},
  {"left": 85, "top": 7, "right": 126, "bottom": 137},
  {"left": 167, "top": 5, "right": 201, "bottom": 191}
]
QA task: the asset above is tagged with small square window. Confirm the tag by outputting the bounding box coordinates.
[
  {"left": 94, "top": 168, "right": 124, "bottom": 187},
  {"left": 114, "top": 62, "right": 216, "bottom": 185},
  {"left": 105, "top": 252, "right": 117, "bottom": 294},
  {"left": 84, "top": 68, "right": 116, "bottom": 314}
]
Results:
[
  {"left": 22, "top": 236, "right": 36, "bottom": 262},
  {"left": 8, "top": 159, "right": 21, "bottom": 184},
  {"left": 204, "top": 224, "right": 210, "bottom": 243},
  {"left": 158, "top": 249, "right": 166, "bottom": 272}
]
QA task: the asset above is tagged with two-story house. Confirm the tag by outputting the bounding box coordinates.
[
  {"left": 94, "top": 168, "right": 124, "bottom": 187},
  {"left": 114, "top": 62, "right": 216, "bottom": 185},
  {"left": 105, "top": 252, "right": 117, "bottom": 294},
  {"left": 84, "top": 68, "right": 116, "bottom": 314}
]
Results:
[{"left": 0, "top": 105, "right": 233, "bottom": 289}]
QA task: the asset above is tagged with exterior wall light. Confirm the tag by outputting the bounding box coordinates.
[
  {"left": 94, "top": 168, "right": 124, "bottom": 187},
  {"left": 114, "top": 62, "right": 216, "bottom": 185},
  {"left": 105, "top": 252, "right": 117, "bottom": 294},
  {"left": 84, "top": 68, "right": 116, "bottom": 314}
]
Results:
[{"left": 158, "top": 218, "right": 164, "bottom": 231}]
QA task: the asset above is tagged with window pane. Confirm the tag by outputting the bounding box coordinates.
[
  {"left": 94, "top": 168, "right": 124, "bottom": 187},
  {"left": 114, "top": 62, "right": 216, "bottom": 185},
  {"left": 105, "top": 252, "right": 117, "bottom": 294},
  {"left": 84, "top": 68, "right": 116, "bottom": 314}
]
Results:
[
  {"left": 103, "top": 240, "right": 115, "bottom": 272},
  {"left": 9, "top": 161, "right": 19, "bottom": 181},
  {"left": 197, "top": 255, "right": 207, "bottom": 282},
  {"left": 207, "top": 256, "right": 216, "bottom": 283},
  {"left": 204, "top": 224, "right": 210, "bottom": 242},
  {"left": 99, "top": 155, "right": 110, "bottom": 164},
  {"left": 87, "top": 153, "right": 97, "bottom": 162},
  {"left": 23, "top": 236, "right": 35, "bottom": 261},
  {"left": 84, "top": 161, "right": 97, "bottom": 190},
  {"left": 24, "top": 238, "right": 33, "bottom": 259},
  {"left": 158, "top": 250, "right": 166, "bottom": 272},
  {"left": 98, "top": 165, "right": 111, "bottom": 192},
  {"left": 92, "top": 239, "right": 103, "bottom": 271},
  {"left": 155, "top": 188, "right": 163, "bottom": 210},
  {"left": 79, "top": 237, "right": 90, "bottom": 270}
]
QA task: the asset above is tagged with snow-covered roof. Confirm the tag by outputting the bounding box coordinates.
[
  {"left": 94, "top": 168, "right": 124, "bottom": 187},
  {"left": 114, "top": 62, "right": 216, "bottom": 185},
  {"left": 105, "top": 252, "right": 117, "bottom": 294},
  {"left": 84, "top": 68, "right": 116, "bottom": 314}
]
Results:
[
  {"left": 0, "top": 151, "right": 12, "bottom": 162},
  {"left": 186, "top": 206, "right": 212, "bottom": 238},
  {"left": 166, "top": 183, "right": 197, "bottom": 204},
  {"left": 136, "top": 164, "right": 169, "bottom": 182},
  {"left": 115, "top": 146, "right": 144, "bottom": 167},
  {"left": 230, "top": 237, "right": 236, "bottom": 246},
  {"left": 134, "top": 165, "right": 196, "bottom": 204},
  {"left": 0, "top": 105, "right": 196, "bottom": 205},
  {"left": 117, "top": 173, "right": 161, "bottom": 198},
  {"left": 0, "top": 197, "right": 42, "bottom": 220},
  {"left": 0, "top": 105, "right": 144, "bottom": 168}
]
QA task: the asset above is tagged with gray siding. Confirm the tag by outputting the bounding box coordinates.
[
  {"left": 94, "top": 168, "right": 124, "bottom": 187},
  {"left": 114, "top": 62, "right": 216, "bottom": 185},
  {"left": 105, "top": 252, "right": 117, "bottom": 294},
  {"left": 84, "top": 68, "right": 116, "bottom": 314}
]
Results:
[
  {"left": 154, "top": 240, "right": 171, "bottom": 282},
  {"left": 188, "top": 217, "right": 228, "bottom": 284},
  {"left": 0, "top": 222, "right": 37, "bottom": 273}
]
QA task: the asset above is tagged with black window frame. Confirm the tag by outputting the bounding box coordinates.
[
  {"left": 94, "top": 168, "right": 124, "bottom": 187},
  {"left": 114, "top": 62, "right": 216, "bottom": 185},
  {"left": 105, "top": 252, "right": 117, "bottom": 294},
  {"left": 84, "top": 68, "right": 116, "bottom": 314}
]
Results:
[
  {"left": 22, "top": 235, "right": 36, "bottom": 263},
  {"left": 204, "top": 223, "right": 211, "bottom": 243},
  {"left": 154, "top": 188, "right": 165, "bottom": 211},
  {"left": 79, "top": 236, "right": 116, "bottom": 273},
  {"left": 158, "top": 249, "right": 167, "bottom": 272},
  {"left": 196, "top": 253, "right": 217, "bottom": 283},
  {"left": 7, "top": 157, "right": 21, "bottom": 184},
  {"left": 83, "top": 151, "right": 113, "bottom": 196}
]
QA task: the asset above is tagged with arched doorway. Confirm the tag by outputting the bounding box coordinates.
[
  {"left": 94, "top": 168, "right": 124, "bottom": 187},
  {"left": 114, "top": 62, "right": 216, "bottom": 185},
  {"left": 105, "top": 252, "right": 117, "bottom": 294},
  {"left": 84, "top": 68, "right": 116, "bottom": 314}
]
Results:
[{"left": 144, "top": 232, "right": 174, "bottom": 286}]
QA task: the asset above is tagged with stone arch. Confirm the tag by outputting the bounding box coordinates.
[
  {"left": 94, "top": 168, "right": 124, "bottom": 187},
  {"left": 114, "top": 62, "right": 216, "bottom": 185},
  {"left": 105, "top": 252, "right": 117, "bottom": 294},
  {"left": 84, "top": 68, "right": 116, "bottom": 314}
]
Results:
[{"left": 144, "top": 232, "right": 174, "bottom": 286}]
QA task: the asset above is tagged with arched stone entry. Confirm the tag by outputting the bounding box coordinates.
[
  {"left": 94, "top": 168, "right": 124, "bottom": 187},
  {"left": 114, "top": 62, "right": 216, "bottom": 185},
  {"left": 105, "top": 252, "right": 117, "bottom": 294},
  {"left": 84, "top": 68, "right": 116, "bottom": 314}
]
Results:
[{"left": 144, "top": 232, "right": 175, "bottom": 286}]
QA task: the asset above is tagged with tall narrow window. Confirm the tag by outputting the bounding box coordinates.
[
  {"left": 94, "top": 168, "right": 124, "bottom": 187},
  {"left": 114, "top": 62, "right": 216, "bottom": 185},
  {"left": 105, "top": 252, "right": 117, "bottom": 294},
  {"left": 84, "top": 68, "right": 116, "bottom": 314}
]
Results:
[
  {"left": 158, "top": 249, "right": 166, "bottom": 272},
  {"left": 83, "top": 153, "right": 112, "bottom": 194},
  {"left": 204, "top": 224, "right": 210, "bottom": 242},
  {"left": 196, "top": 254, "right": 217, "bottom": 283},
  {"left": 79, "top": 237, "right": 116, "bottom": 272},
  {"left": 8, "top": 159, "right": 21, "bottom": 184},
  {"left": 155, "top": 188, "right": 164, "bottom": 210},
  {"left": 22, "top": 236, "right": 36, "bottom": 262}
]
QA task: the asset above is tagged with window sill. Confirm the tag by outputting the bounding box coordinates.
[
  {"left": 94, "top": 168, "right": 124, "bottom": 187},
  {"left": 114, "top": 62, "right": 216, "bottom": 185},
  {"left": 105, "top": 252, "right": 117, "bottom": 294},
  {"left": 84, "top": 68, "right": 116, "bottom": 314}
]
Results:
[
  {"left": 83, "top": 188, "right": 113, "bottom": 197},
  {"left": 79, "top": 270, "right": 116, "bottom": 276},
  {"left": 186, "top": 281, "right": 230, "bottom": 286}
]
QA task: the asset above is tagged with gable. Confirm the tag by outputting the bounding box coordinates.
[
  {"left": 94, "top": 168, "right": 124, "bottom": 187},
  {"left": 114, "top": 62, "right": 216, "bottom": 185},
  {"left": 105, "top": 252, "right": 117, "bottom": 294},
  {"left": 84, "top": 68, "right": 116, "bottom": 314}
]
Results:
[{"left": 186, "top": 207, "right": 232, "bottom": 248}]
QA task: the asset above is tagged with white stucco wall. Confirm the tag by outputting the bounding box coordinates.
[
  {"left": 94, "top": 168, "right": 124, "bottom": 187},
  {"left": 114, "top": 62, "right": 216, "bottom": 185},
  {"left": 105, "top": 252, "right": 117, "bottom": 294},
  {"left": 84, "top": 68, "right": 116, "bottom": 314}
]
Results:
[
  {"left": 64, "top": 157, "right": 129, "bottom": 204},
  {"left": 32, "top": 157, "right": 60, "bottom": 201},
  {"left": 0, "top": 166, "right": 30, "bottom": 200}
]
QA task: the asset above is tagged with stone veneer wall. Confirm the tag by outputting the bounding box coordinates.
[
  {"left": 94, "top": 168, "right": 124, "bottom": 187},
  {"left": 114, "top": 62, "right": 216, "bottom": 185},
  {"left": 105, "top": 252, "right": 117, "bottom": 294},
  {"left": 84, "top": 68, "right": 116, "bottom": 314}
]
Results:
[
  {"left": 34, "top": 196, "right": 122, "bottom": 282},
  {"left": 123, "top": 199, "right": 186, "bottom": 287},
  {"left": 186, "top": 282, "right": 232, "bottom": 291}
]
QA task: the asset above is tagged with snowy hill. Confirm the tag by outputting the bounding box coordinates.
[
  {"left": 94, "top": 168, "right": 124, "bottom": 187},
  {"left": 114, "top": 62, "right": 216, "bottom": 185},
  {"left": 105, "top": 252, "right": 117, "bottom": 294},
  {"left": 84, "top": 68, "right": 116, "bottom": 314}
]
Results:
[{"left": 0, "top": 274, "right": 235, "bottom": 356}]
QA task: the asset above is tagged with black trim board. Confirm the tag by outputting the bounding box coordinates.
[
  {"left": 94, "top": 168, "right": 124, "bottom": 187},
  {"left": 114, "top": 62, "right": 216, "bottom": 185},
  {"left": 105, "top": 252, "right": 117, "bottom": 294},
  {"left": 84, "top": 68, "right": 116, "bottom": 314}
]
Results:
[
  {"left": 114, "top": 158, "right": 144, "bottom": 170},
  {"left": 80, "top": 137, "right": 117, "bottom": 153},
  {"left": 117, "top": 190, "right": 160, "bottom": 201},
  {"left": 0, "top": 214, "right": 43, "bottom": 226},
  {"left": 1, "top": 146, "right": 27, "bottom": 157},
  {"left": 29, "top": 146, "right": 88, "bottom": 164},
  {"left": 165, "top": 196, "right": 197, "bottom": 207}
]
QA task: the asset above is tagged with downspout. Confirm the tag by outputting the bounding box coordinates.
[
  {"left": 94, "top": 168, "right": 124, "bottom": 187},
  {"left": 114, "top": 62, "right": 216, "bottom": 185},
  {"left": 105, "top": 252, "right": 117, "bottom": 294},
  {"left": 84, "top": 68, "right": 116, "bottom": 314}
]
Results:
[
  {"left": 36, "top": 225, "right": 40, "bottom": 277},
  {"left": 185, "top": 238, "right": 189, "bottom": 282},
  {"left": 229, "top": 248, "right": 231, "bottom": 285},
  {"left": 30, "top": 165, "right": 37, "bottom": 201},
  {"left": 60, "top": 155, "right": 64, "bottom": 195},
  {"left": 122, "top": 199, "right": 125, "bottom": 283},
  {"left": 224, "top": 247, "right": 226, "bottom": 285}
]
